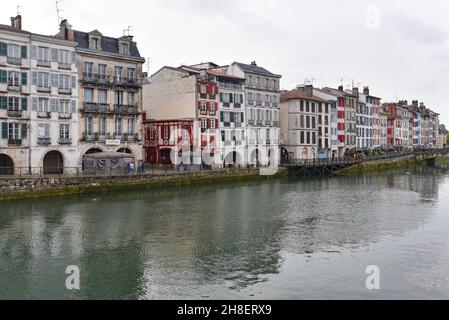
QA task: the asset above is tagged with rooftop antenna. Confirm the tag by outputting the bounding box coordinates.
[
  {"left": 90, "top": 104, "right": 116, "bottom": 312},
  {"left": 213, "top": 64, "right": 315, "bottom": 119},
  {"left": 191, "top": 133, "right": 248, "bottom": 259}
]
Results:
[
  {"left": 311, "top": 78, "right": 316, "bottom": 86},
  {"left": 55, "top": 0, "right": 63, "bottom": 24},
  {"left": 123, "top": 25, "right": 135, "bottom": 36},
  {"left": 340, "top": 77, "right": 344, "bottom": 86},
  {"left": 145, "top": 57, "right": 152, "bottom": 74},
  {"left": 16, "top": 5, "right": 23, "bottom": 15}
]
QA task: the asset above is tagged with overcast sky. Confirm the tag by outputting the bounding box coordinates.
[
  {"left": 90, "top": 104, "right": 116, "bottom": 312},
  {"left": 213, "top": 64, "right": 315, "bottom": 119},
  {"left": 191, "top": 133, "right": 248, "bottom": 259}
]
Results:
[{"left": 1, "top": 0, "right": 448, "bottom": 124}]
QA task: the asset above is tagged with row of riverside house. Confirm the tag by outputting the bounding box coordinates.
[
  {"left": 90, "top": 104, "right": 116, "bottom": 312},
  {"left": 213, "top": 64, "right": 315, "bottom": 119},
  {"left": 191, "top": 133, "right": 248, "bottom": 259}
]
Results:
[
  {"left": 1, "top": 16, "right": 145, "bottom": 175},
  {"left": 1, "top": 15, "right": 446, "bottom": 175},
  {"left": 280, "top": 85, "right": 445, "bottom": 162}
]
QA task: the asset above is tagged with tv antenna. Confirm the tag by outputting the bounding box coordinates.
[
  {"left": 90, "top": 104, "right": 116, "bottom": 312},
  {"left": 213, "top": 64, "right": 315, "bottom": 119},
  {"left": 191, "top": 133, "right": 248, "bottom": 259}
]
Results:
[
  {"left": 55, "top": 0, "right": 64, "bottom": 24},
  {"left": 123, "top": 25, "right": 135, "bottom": 36},
  {"left": 340, "top": 77, "right": 344, "bottom": 86},
  {"left": 16, "top": 5, "right": 24, "bottom": 15}
]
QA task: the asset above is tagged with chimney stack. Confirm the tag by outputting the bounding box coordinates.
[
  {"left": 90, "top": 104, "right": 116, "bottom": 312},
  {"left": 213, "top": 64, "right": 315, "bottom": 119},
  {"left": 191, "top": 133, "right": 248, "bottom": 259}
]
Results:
[
  {"left": 352, "top": 87, "right": 359, "bottom": 97},
  {"left": 363, "top": 86, "right": 370, "bottom": 96},
  {"left": 10, "top": 15, "right": 22, "bottom": 30},
  {"left": 297, "top": 85, "right": 313, "bottom": 97},
  {"left": 338, "top": 85, "right": 344, "bottom": 91}
]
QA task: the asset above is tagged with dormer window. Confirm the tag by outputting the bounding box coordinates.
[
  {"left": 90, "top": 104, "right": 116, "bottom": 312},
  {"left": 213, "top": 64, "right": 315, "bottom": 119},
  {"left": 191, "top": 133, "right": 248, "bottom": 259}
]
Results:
[
  {"left": 90, "top": 37, "right": 99, "bottom": 50},
  {"left": 119, "top": 42, "right": 129, "bottom": 55}
]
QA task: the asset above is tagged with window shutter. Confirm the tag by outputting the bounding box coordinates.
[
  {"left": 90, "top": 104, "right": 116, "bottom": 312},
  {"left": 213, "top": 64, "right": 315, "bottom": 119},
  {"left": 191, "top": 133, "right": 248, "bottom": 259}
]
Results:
[
  {"left": 21, "top": 72, "right": 28, "bottom": 86},
  {"left": 0, "top": 42, "right": 7, "bottom": 56},
  {"left": 229, "top": 93, "right": 233, "bottom": 103},
  {"left": 241, "top": 112, "right": 244, "bottom": 123},
  {"left": 32, "top": 71, "right": 38, "bottom": 86},
  {"left": 71, "top": 51, "right": 77, "bottom": 64},
  {"left": 52, "top": 73, "right": 59, "bottom": 88},
  {"left": 21, "top": 123, "right": 27, "bottom": 139},
  {"left": 0, "top": 70, "right": 7, "bottom": 84},
  {"left": 71, "top": 100, "right": 76, "bottom": 113},
  {"left": 21, "top": 46, "right": 27, "bottom": 59},
  {"left": 220, "top": 111, "right": 224, "bottom": 122},
  {"left": 206, "top": 101, "right": 210, "bottom": 110},
  {"left": 215, "top": 119, "right": 218, "bottom": 129},
  {"left": 230, "top": 112, "right": 235, "bottom": 123},
  {"left": 32, "top": 97, "right": 38, "bottom": 111},
  {"left": 52, "top": 48, "right": 59, "bottom": 62},
  {"left": 71, "top": 76, "right": 76, "bottom": 89},
  {"left": 1, "top": 122, "right": 8, "bottom": 139},
  {"left": 206, "top": 118, "right": 210, "bottom": 129},
  {"left": 21, "top": 97, "right": 28, "bottom": 111},
  {"left": 51, "top": 98, "right": 57, "bottom": 112},
  {"left": 198, "top": 101, "right": 201, "bottom": 110},
  {"left": 197, "top": 84, "right": 201, "bottom": 93},
  {"left": 219, "top": 93, "right": 223, "bottom": 102},
  {"left": 30, "top": 46, "right": 37, "bottom": 59},
  {"left": 0, "top": 96, "right": 7, "bottom": 109},
  {"left": 45, "top": 124, "right": 50, "bottom": 137}
]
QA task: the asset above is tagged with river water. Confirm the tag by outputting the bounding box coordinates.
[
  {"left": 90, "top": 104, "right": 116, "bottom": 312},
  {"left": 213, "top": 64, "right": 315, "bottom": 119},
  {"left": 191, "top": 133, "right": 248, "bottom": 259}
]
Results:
[{"left": 1, "top": 163, "right": 449, "bottom": 300}]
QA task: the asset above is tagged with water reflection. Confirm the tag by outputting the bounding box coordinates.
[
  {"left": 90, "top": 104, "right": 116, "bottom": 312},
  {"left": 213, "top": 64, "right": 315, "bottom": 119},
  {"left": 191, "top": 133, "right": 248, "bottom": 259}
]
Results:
[{"left": 0, "top": 162, "right": 448, "bottom": 299}]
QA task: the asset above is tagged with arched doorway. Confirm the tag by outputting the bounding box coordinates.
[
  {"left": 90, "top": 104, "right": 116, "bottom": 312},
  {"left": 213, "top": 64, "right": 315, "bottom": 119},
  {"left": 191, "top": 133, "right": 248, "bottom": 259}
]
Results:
[
  {"left": 0, "top": 154, "right": 14, "bottom": 175},
  {"left": 280, "top": 148, "right": 289, "bottom": 164},
  {"left": 224, "top": 151, "right": 242, "bottom": 167},
  {"left": 250, "top": 149, "right": 261, "bottom": 167},
  {"left": 160, "top": 148, "right": 172, "bottom": 165},
  {"left": 43, "top": 151, "right": 64, "bottom": 174},
  {"left": 117, "top": 148, "right": 132, "bottom": 154}
]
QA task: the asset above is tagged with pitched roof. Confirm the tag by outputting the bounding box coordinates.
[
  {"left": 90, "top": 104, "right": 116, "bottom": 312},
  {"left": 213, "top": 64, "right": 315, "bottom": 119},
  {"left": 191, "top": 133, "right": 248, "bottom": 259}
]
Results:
[
  {"left": 73, "top": 30, "right": 142, "bottom": 58},
  {"left": 281, "top": 89, "right": 328, "bottom": 103},
  {"left": 233, "top": 62, "right": 282, "bottom": 78}
]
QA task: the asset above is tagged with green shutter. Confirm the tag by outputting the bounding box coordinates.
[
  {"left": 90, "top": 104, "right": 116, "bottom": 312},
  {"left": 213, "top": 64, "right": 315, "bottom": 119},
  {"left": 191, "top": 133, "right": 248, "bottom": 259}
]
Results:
[
  {"left": 0, "top": 42, "right": 7, "bottom": 56},
  {"left": 21, "top": 97, "right": 28, "bottom": 111},
  {"left": 21, "top": 46, "right": 27, "bottom": 59},
  {"left": 21, "top": 72, "right": 27, "bottom": 85},
  {"left": 0, "top": 96, "right": 7, "bottom": 110},
  {"left": 0, "top": 70, "right": 7, "bottom": 83},
  {"left": 21, "top": 123, "right": 27, "bottom": 139},
  {"left": 1, "top": 122, "right": 8, "bottom": 139}
]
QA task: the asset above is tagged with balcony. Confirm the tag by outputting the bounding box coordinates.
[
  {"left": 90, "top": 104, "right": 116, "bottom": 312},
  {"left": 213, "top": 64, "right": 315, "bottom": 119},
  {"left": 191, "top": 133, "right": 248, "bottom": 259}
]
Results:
[
  {"left": 37, "top": 86, "right": 51, "bottom": 93},
  {"left": 58, "top": 138, "right": 72, "bottom": 145},
  {"left": 7, "top": 83, "right": 21, "bottom": 92},
  {"left": 58, "top": 88, "right": 72, "bottom": 95},
  {"left": 58, "top": 63, "right": 72, "bottom": 70},
  {"left": 82, "top": 133, "right": 95, "bottom": 141},
  {"left": 81, "top": 73, "right": 112, "bottom": 85},
  {"left": 273, "top": 121, "right": 280, "bottom": 127},
  {"left": 7, "top": 57, "right": 22, "bottom": 66},
  {"left": 113, "top": 105, "right": 138, "bottom": 115},
  {"left": 37, "top": 60, "right": 51, "bottom": 68},
  {"left": 257, "top": 120, "right": 263, "bottom": 125},
  {"left": 8, "top": 138, "right": 22, "bottom": 146},
  {"left": 7, "top": 110, "right": 23, "bottom": 118},
  {"left": 113, "top": 133, "right": 123, "bottom": 140},
  {"left": 248, "top": 120, "right": 255, "bottom": 125},
  {"left": 59, "top": 113, "right": 72, "bottom": 120},
  {"left": 37, "top": 111, "right": 51, "bottom": 119},
  {"left": 123, "top": 77, "right": 142, "bottom": 88},
  {"left": 123, "top": 133, "right": 139, "bottom": 142},
  {"left": 37, "top": 137, "right": 51, "bottom": 146}
]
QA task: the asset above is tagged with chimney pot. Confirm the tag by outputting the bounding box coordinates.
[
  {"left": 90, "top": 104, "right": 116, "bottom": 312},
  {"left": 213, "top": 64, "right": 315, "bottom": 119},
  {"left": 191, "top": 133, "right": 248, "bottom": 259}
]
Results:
[{"left": 10, "top": 15, "right": 22, "bottom": 30}]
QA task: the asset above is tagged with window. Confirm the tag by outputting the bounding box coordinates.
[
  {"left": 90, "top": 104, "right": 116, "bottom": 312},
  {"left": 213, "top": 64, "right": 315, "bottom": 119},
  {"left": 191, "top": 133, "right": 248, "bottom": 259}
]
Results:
[
  {"left": 127, "top": 92, "right": 135, "bottom": 105},
  {"left": 115, "top": 118, "right": 123, "bottom": 135},
  {"left": 7, "top": 44, "right": 20, "bottom": 58},
  {"left": 59, "top": 74, "right": 70, "bottom": 89},
  {"left": 300, "top": 100, "right": 304, "bottom": 112},
  {"left": 99, "top": 90, "right": 108, "bottom": 104},
  {"left": 114, "top": 91, "right": 124, "bottom": 105},
  {"left": 37, "top": 72, "right": 49, "bottom": 88},
  {"left": 200, "top": 84, "right": 207, "bottom": 94},
  {"left": 128, "top": 118, "right": 135, "bottom": 134},
  {"left": 8, "top": 71, "right": 20, "bottom": 86},
  {"left": 120, "top": 43, "right": 129, "bottom": 55},
  {"left": 59, "top": 50, "right": 69, "bottom": 64},
  {"left": 99, "top": 117, "right": 107, "bottom": 136},
  {"left": 85, "top": 117, "right": 93, "bottom": 136},
  {"left": 60, "top": 124, "right": 70, "bottom": 139},
  {"left": 38, "top": 98, "right": 49, "bottom": 112},
  {"left": 115, "top": 66, "right": 122, "bottom": 81},
  {"left": 209, "top": 119, "right": 216, "bottom": 129},
  {"left": 84, "top": 88, "right": 94, "bottom": 103},
  {"left": 300, "top": 131, "right": 305, "bottom": 144},
  {"left": 90, "top": 38, "right": 99, "bottom": 50},
  {"left": 38, "top": 123, "right": 50, "bottom": 138},
  {"left": 8, "top": 123, "right": 20, "bottom": 139},
  {"left": 201, "top": 118, "right": 207, "bottom": 129},
  {"left": 8, "top": 97, "right": 20, "bottom": 111},
  {"left": 38, "top": 47, "right": 49, "bottom": 62},
  {"left": 127, "top": 68, "right": 135, "bottom": 80},
  {"left": 59, "top": 100, "right": 70, "bottom": 114},
  {"left": 209, "top": 102, "right": 215, "bottom": 114},
  {"left": 84, "top": 62, "right": 93, "bottom": 77},
  {"left": 200, "top": 101, "right": 207, "bottom": 113},
  {"left": 98, "top": 64, "right": 107, "bottom": 79}
]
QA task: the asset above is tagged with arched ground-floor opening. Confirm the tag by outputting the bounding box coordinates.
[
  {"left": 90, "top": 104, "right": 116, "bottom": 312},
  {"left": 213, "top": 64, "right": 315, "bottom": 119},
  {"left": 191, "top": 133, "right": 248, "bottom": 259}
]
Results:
[
  {"left": 0, "top": 154, "right": 14, "bottom": 175},
  {"left": 224, "top": 151, "right": 243, "bottom": 167},
  {"left": 280, "top": 148, "right": 289, "bottom": 164},
  {"left": 43, "top": 151, "right": 64, "bottom": 174},
  {"left": 85, "top": 148, "right": 103, "bottom": 155},
  {"left": 160, "top": 148, "right": 173, "bottom": 165},
  {"left": 250, "top": 149, "right": 262, "bottom": 167},
  {"left": 117, "top": 148, "right": 133, "bottom": 154}
]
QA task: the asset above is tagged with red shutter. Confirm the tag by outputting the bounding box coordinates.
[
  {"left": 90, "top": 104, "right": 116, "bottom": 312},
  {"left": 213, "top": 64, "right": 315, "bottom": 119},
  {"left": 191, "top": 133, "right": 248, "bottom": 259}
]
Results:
[
  {"left": 214, "top": 85, "right": 218, "bottom": 95},
  {"left": 198, "top": 101, "right": 201, "bottom": 110},
  {"left": 207, "top": 118, "right": 211, "bottom": 129},
  {"left": 206, "top": 84, "right": 211, "bottom": 94},
  {"left": 215, "top": 119, "right": 218, "bottom": 129},
  {"left": 197, "top": 84, "right": 201, "bottom": 93},
  {"left": 215, "top": 103, "right": 218, "bottom": 113}
]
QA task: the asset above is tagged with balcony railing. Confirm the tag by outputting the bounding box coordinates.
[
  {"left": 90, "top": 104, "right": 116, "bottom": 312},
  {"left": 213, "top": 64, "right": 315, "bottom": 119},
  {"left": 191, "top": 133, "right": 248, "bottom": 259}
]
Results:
[
  {"left": 59, "top": 113, "right": 72, "bottom": 120},
  {"left": 113, "top": 104, "right": 138, "bottom": 115},
  {"left": 8, "top": 138, "right": 22, "bottom": 146},
  {"left": 37, "top": 111, "right": 51, "bottom": 119},
  {"left": 81, "top": 73, "right": 112, "bottom": 84},
  {"left": 58, "top": 138, "right": 72, "bottom": 145},
  {"left": 58, "top": 88, "right": 72, "bottom": 95},
  {"left": 123, "top": 133, "right": 139, "bottom": 142},
  {"left": 58, "top": 63, "right": 72, "bottom": 70},
  {"left": 7, "top": 57, "right": 22, "bottom": 65},
  {"left": 7, "top": 110, "right": 22, "bottom": 118},
  {"left": 7, "top": 84, "right": 21, "bottom": 92},
  {"left": 37, "top": 137, "right": 51, "bottom": 146},
  {"left": 37, "top": 86, "right": 51, "bottom": 93},
  {"left": 82, "top": 133, "right": 95, "bottom": 141},
  {"left": 37, "top": 60, "right": 51, "bottom": 68}
]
